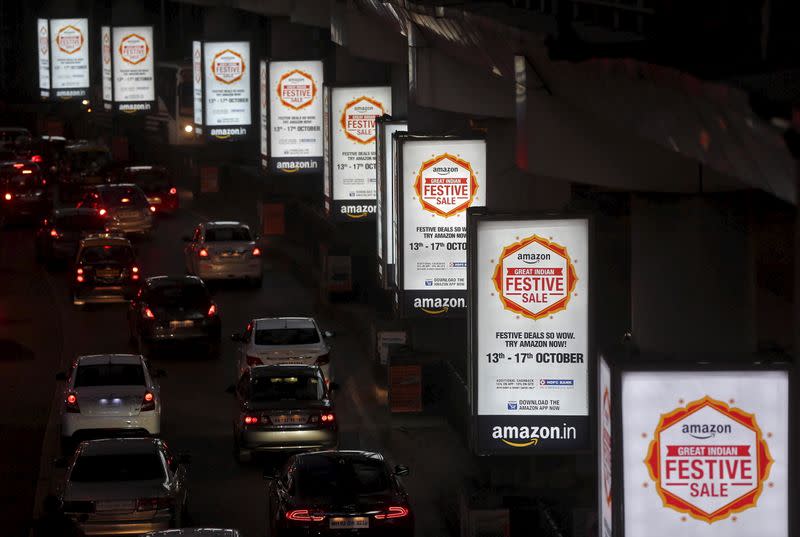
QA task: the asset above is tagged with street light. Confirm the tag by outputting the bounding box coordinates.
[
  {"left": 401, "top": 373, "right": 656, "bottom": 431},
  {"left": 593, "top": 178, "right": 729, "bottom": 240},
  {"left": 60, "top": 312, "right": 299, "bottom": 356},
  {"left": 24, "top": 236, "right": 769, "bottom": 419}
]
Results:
[
  {"left": 81, "top": 99, "right": 90, "bottom": 106},
  {"left": 184, "top": 124, "right": 194, "bottom": 133}
]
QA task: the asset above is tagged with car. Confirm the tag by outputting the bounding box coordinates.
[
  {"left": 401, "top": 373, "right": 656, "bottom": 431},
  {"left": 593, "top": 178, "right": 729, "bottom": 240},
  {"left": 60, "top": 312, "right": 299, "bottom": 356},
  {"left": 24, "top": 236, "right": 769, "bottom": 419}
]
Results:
[
  {"left": 60, "top": 141, "right": 113, "bottom": 185},
  {"left": 232, "top": 364, "right": 338, "bottom": 463},
  {"left": 35, "top": 208, "right": 108, "bottom": 266},
  {"left": 184, "top": 221, "right": 263, "bottom": 286},
  {"left": 72, "top": 234, "right": 140, "bottom": 306},
  {"left": 118, "top": 165, "right": 179, "bottom": 214},
  {"left": 0, "top": 161, "right": 51, "bottom": 226},
  {"left": 60, "top": 437, "right": 189, "bottom": 535},
  {"left": 15, "top": 135, "right": 67, "bottom": 178},
  {"left": 58, "top": 354, "right": 162, "bottom": 450},
  {"left": 232, "top": 317, "right": 333, "bottom": 382},
  {"left": 128, "top": 275, "right": 221, "bottom": 356},
  {"left": 265, "top": 450, "right": 413, "bottom": 537},
  {"left": 77, "top": 183, "right": 155, "bottom": 236},
  {"left": 145, "top": 530, "right": 241, "bottom": 537},
  {"left": 0, "top": 126, "right": 31, "bottom": 149}
]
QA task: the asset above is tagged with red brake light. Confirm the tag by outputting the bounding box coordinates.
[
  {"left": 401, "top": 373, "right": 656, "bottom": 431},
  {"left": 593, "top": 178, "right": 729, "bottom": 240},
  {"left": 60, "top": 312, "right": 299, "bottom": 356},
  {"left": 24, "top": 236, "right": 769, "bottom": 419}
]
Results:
[
  {"left": 252, "top": 247, "right": 261, "bottom": 257},
  {"left": 141, "top": 390, "right": 155, "bottom": 411},
  {"left": 169, "top": 187, "right": 177, "bottom": 195},
  {"left": 198, "top": 248, "right": 209, "bottom": 258},
  {"left": 143, "top": 307, "right": 155, "bottom": 319},
  {"left": 50, "top": 228, "right": 59, "bottom": 238},
  {"left": 98, "top": 208, "right": 107, "bottom": 216},
  {"left": 131, "top": 266, "right": 140, "bottom": 281},
  {"left": 3, "top": 193, "right": 11, "bottom": 201},
  {"left": 286, "top": 510, "right": 325, "bottom": 522},
  {"left": 12, "top": 163, "right": 24, "bottom": 169},
  {"left": 243, "top": 415, "right": 260, "bottom": 425},
  {"left": 149, "top": 205, "right": 156, "bottom": 213},
  {"left": 246, "top": 355, "right": 263, "bottom": 367},
  {"left": 207, "top": 303, "right": 217, "bottom": 316},
  {"left": 31, "top": 154, "right": 43, "bottom": 163},
  {"left": 65, "top": 392, "right": 80, "bottom": 413},
  {"left": 320, "top": 413, "right": 335, "bottom": 423},
  {"left": 375, "top": 506, "right": 410, "bottom": 520}
]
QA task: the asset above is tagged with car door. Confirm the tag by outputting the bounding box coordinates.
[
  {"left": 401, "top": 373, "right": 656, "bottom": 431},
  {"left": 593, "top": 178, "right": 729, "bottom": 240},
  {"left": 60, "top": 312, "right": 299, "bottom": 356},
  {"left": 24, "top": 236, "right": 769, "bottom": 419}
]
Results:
[
  {"left": 162, "top": 442, "right": 187, "bottom": 509},
  {"left": 237, "top": 322, "right": 254, "bottom": 377},
  {"left": 186, "top": 226, "right": 202, "bottom": 274},
  {"left": 234, "top": 372, "right": 250, "bottom": 434}
]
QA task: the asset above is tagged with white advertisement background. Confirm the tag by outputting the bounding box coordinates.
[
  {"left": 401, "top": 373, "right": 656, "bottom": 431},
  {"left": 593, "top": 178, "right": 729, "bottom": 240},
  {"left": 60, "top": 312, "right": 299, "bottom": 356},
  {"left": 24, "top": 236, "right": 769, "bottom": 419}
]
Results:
[
  {"left": 402, "top": 139, "right": 486, "bottom": 291},
  {"left": 101, "top": 27, "right": 112, "bottom": 102},
  {"left": 323, "top": 86, "right": 331, "bottom": 201},
  {"left": 203, "top": 41, "right": 251, "bottom": 126},
  {"left": 193, "top": 41, "right": 202, "bottom": 126},
  {"left": 599, "top": 357, "right": 612, "bottom": 537},
  {"left": 475, "top": 218, "right": 589, "bottom": 416},
  {"left": 260, "top": 60, "right": 267, "bottom": 158},
  {"left": 269, "top": 60, "right": 323, "bottom": 160},
  {"left": 622, "top": 370, "right": 788, "bottom": 537},
  {"left": 50, "top": 19, "right": 89, "bottom": 90},
  {"left": 378, "top": 123, "right": 407, "bottom": 267},
  {"left": 112, "top": 26, "right": 155, "bottom": 103},
  {"left": 38, "top": 19, "right": 50, "bottom": 90},
  {"left": 331, "top": 86, "right": 392, "bottom": 201}
]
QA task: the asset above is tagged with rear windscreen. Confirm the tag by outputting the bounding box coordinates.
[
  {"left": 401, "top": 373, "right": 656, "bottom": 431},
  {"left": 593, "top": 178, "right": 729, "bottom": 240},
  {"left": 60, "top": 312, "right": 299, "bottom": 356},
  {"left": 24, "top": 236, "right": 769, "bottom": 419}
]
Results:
[
  {"left": 101, "top": 187, "right": 149, "bottom": 208},
  {"left": 74, "top": 363, "right": 145, "bottom": 387},
  {"left": 70, "top": 453, "right": 164, "bottom": 482},
  {"left": 148, "top": 284, "right": 209, "bottom": 307},
  {"left": 79, "top": 245, "right": 134, "bottom": 264},
  {"left": 255, "top": 327, "right": 320, "bottom": 346},
  {"left": 250, "top": 374, "right": 323, "bottom": 401},
  {"left": 205, "top": 227, "right": 252, "bottom": 242}
]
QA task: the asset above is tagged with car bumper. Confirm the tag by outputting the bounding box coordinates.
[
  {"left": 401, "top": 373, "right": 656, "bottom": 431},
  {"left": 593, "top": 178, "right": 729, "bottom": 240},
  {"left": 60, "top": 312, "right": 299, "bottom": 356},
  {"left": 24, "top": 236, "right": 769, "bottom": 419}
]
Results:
[
  {"left": 275, "top": 526, "right": 413, "bottom": 537},
  {"left": 76, "top": 517, "right": 171, "bottom": 535},
  {"left": 73, "top": 285, "right": 136, "bottom": 305},
  {"left": 142, "top": 320, "right": 221, "bottom": 342},
  {"left": 107, "top": 220, "right": 153, "bottom": 235},
  {"left": 240, "top": 428, "right": 337, "bottom": 452},
  {"left": 62, "top": 412, "right": 160, "bottom": 438},
  {"left": 196, "top": 260, "right": 262, "bottom": 280}
]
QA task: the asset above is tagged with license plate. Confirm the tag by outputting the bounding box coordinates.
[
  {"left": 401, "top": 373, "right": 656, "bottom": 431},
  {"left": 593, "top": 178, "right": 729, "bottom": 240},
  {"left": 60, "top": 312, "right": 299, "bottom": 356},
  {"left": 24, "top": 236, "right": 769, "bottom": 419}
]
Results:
[
  {"left": 96, "top": 500, "right": 135, "bottom": 512},
  {"left": 272, "top": 414, "right": 306, "bottom": 425},
  {"left": 148, "top": 197, "right": 162, "bottom": 204},
  {"left": 97, "top": 269, "right": 119, "bottom": 278},
  {"left": 329, "top": 517, "right": 369, "bottom": 529},
  {"left": 170, "top": 320, "right": 194, "bottom": 329}
]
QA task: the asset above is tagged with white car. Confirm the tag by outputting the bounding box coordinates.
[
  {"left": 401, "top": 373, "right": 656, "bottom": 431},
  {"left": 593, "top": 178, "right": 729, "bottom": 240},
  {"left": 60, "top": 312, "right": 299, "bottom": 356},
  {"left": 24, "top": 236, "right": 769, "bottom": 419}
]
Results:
[
  {"left": 184, "top": 221, "right": 263, "bottom": 286},
  {"left": 59, "top": 354, "right": 162, "bottom": 449},
  {"left": 61, "top": 437, "right": 189, "bottom": 535},
  {"left": 232, "top": 317, "right": 333, "bottom": 381}
]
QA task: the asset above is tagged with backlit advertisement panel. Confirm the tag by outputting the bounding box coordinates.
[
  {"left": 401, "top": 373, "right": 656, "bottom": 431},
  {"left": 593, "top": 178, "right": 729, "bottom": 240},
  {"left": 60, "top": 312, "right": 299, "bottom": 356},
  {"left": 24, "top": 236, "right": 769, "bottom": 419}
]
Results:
[
  {"left": 471, "top": 215, "right": 589, "bottom": 453},
  {"left": 112, "top": 26, "right": 155, "bottom": 112},
  {"left": 399, "top": 136, "right": 485, "bottom": 317},
  {"left": 49, "top": 18, "right": 89, "bottom": 99},
  {"left": 599, "top": 356, "right": 612, "bottom": 537},
  {"left": 329, "top": 86, "right": 392, "bottom": 221},
  {"left": 260, "top": 59, "right": 267, "bottom": 168},
  {"left": 323, "top": 86, "right": 331, "bottom": 216},
  {"left": 622, "top": 370, "right": 788, "bottom": 537},
  {"left": 376, "top": 119, "right": 406, "bottom": 288},
  {"left": 37, "top": 19, "right": 50, "bottom": 98},
  {"left": 193, "top": 41, "right": 203, "bottom": 131},
  {"left": 101, "top": 26, "right": 112, "bottom": 106},
  {"left": 203, "top": 41, "right": 251, "bottom": 140},
  {"left": 267, "top": 60, "right": 324, "bottom": 174}
]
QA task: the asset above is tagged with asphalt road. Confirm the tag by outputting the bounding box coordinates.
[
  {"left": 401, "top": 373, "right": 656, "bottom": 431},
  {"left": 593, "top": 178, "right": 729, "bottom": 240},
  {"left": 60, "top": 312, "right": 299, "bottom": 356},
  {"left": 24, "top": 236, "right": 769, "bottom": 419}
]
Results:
[{"left": 0, "top": 199, "right": 418, "bottom": 537}]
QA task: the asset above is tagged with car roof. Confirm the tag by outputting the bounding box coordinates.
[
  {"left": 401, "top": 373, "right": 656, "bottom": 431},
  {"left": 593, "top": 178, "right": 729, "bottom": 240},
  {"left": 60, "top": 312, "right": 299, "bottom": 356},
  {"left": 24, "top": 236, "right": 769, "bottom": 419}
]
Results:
[
  {"left": 78, "top": 437, "right": 161, "bottom": 456},
  {"left": 97, "top": 183, "right": 142, "bottom": 190},
  {"left": 76, "top": 354, "right": 143, "bottom": 366},
  {"left": 79, "top": 235, "right": 132, "bottom": 248},
  {"left": 250, "top": 364, "right": 321, "bottom": 377},
  {"left": 204, "top": 221, "right": 248, "bottom": 228},
  {"left": 253, "top": 317, "right": 317, "bottom": 330},
  {"left": 145, "top": 530, "right": 240, "bottom": 537},
  {"left": 53, "top": 207, "right": 100, "bottom": 217},
  {"left": 295, "top": 450, "right": 385, "bottom": 465},
  {"left": 145, "top": 275, "right": 205, "bottom": 288}
]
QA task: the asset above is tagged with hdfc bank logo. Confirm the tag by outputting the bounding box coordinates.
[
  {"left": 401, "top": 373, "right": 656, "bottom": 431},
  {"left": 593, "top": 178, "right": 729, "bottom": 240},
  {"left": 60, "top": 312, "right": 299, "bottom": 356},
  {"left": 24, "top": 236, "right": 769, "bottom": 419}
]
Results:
[
  {"left": 102, "top": 32, "right": 111, "bottom": 65},
  {"left": 492, "top": 235, "right": 578, "bottom": 320},
  {"left": 55, "top": 25, "right": 84, "bottom": 55},
  {"left": 644, "top": 396, "right": 773, "bottom": 523},
  {"left": 277, "top": 69, "right": 317, "bottom": 110},
  {"left": 39, "top": 25, "right": 49, "bottom": 55},
  {"left": 340, "top": 97, "right": 384, "bottom": 144},
  {"left": 413, "top": 154, "right": 478, "bottom": 218},
  {"left": 193, "top": 48, "right": 201, "bottom": 83},
  {"left": 212, "top": 49, "right": 245, "bottom": 85},
  {"left": 119, "top": 34, "right": 149, "bottom": 65}
]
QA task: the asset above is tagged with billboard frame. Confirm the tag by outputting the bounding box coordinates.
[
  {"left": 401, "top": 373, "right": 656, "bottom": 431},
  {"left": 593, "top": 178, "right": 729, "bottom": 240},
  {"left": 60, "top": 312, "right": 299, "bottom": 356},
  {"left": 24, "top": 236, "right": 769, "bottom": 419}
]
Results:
[
  {"left": 375, "top": 115, "right": 407, "bottom": 289},
  {"left": 38, "top": 17, "right": 91, "bottom": 101},
  {"left": 199, "top": 40, "right": 253, "bottom": 142},
  {"left": 106, "top": 25, "right": 156, "bottom": 114}
]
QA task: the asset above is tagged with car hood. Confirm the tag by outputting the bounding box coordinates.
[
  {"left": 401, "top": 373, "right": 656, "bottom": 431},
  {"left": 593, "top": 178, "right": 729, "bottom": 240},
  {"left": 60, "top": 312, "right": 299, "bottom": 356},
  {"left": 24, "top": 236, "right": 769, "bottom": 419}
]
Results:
[{"left": 64, "top": 479, "right": 169, "bottom": 502}]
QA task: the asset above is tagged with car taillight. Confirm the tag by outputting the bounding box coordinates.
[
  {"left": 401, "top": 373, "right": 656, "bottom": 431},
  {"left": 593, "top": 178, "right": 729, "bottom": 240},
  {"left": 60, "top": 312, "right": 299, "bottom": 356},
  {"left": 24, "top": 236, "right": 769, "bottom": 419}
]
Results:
[
  {"left": 143, "top": 307, "right": 155, "bottom": 319},
  {"left": 252, "top": 247, "right": 261, "bottom": 257},
  {"left": 198, "top": 248, "right": 209, "bottom": 258},
  {"left": 375, "top": 506, "right": 410, "bottom": 520},
  {"left": 98, "top": 208, "right": 107, "bottom": 216},
  {"left": 76, "top": 267, "right": 84, "bottom": 283},
  {"left": 244, "top": 414, "right": 269, "bottom": 426},
  {"left": 286, "top": 509, "right": 325, "bottom": 522},
  {"left": 50, "top": 228, "right": 59, "bottom": 238},
  {"left": 136, "top": 497, "right": 174, "bottom": 511},
  {"left": 320, "top": 413, "right": 335, "bottom": 423},
  {"left": 31, "top": 154, "right": 43, "bottom": 163},
  {"left": 207, "top": 303, "right": 217, "bottom": 316},
  {"left": 65, "top": 392, "right": 80, "bottom": 413},
  {"left": 131, "top": 266, "right": 140, "bottom": 280},
  {"left": 246, "top": 355, "right": 263, "bottom": 367},
  {"left": 315, "top": 353, "right": 330, "bottom": 365},
  {"left": 3, "top": 193, "right": 11, "bottom": 201},
  {"left": 141, "top": 390, "right": 155, "bottom": 411},
  {"left": 169, "top": 187, "right": 177, "bottom": 195},
  {"left": 149, "top": 205, "right": 156, "bottom": 213}
]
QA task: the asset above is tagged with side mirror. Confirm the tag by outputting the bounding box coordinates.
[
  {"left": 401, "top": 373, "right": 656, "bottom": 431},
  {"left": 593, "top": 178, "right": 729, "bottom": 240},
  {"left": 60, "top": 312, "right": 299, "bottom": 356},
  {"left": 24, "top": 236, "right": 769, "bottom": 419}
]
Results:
[
  {"left": 230, "top": 332, "right": 244, "bottom": 342},
  {"left": 393, "top": 465, "right": 409, "bottom": 477},
  {"left": 55, "top": 371, "right": 67, "bottom": 381},
  {"left": 152, "top": 368, "right": 167, "bottom": 379},
  {"left": 54, "top": 456, "right": 69, "bottom": 469},
  {"left": 323, "top": 330, "right": 335, "bottom": 338},
  {"left": 225, "top": 384, "right": 236, "bottom": 395},
  {"left": 329, "top": 382, "right": 340, "bottom": 392},
  {"left": 178, "top": 451, "right": 191, "bottom": 465}
]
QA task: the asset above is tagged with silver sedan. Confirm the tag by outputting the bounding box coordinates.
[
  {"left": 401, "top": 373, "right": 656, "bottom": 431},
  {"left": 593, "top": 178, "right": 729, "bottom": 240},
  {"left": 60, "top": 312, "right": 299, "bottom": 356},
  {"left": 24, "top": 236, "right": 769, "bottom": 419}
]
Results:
[{"left": 184, "top": 221, "right": 263, "bottom": 287}]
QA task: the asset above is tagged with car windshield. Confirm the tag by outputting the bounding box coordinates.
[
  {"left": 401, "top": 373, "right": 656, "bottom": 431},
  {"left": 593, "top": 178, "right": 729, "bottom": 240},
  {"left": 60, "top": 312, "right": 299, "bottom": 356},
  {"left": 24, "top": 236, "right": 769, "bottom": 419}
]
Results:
[
  {"left": 79, "top": 245, "right": 134, "bottom": 264},
  {"left": 295, "top": 455, "right": 390, "bottom": 498},
  {"left": 74, "top": 364, "right": 146, "bottom": 387},
  {"left": 100, "top": 187, "right": 149, "bottom": 208},
  {"left": 205, "top": 227, "right": 251, "bottom": 242},
  {"left": 1, "top": 173, "right": 40, "bottom": 191},
  {"left": 57, "top": 214, "right": 106, "bottom": 232},
  {"left": 70, "top": 453, "right": 164, "bottom": 482},
  {"left": 250, "top": 374, "right": 323, "bottom": 401},
  {"left": 255, "top": 327, "right": 320, "bottom": 346},
  {"left": 148, "top": 284, "right": 209, "bottom": 308}
]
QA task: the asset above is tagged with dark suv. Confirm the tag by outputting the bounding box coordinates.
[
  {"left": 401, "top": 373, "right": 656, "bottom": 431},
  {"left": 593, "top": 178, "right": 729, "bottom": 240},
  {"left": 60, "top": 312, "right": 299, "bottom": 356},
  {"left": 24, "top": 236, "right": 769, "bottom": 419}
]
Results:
[
  {"left": 118, "top": 166, "right": 178, "bottom": 215},
  {"left": 35, "top": 208, "right": 108, "bottom": 266},
  {"left": 72, "top": 235, "right": 140, "bottom": 306},
  {"left": 0, "top": 161, "right": 51, "bottom": 226}
]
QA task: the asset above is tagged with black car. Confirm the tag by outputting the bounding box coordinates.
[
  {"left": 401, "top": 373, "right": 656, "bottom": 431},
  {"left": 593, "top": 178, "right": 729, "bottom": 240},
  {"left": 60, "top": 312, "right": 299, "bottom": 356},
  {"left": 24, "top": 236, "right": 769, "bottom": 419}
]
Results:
[
  {"left": 265, "top": 451, "right": 413, "bottom": 537},
  {"left": 72, "top": 235, "right": 140, "bottom": 306},
  {"left": 35, "top": 208, "right": 108, "bottom": 266},
  {"left": 118, "top": 166, "right": 179, "bottom": 214},
  {"left": 0, "top": 161, "right": 51, "bottom": 226},
  {"left": 128, "top": 276, "right": 221, "bottom": 356}
]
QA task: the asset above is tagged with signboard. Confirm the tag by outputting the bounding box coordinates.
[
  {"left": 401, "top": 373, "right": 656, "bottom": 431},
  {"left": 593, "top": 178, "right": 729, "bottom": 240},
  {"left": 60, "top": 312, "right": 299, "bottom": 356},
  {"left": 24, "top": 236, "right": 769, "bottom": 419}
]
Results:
[
  {"left": 622, "top": 369, "right": 788, "bottom": 537},
  {"left": 267, "top": 60, "right": 324, "bottom": 174},
  {"left": 111, "top": 26, "right": 155, "bottom": 112},
  {"left": 203, "top": 41, "right": 251, "bottom": 140},
  {"left": 37, "top": 19, "right": 50, "bottom": 98},
  {"left": 327, "top": 86, "right": 392, "bottom": 221},
  {"left": 399, "top": 136, "right": 486, "bottom": 318},
  {"left": 599, "top": 356, "right": 613, "bottom": 537},
  {"left": 470, "top": 214, "right": 589, "bottom": 454},
  {"left": 322, "top": 86, "right": 331, "bottom": 215},
  {"left": 376, "top": 118, "right": 407, "bottom": 288},
  {"left": 259, "top": 59, "right": 267, "bottom": 168},
  {"left": 101, "top": 26, "right": 112, "bottom": 106},
  {"left": 48, "top": 18, "right": 90, "bottom": 99},
  {"left": 193, "top": 41, "right": 203, "bottom": 131}
]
